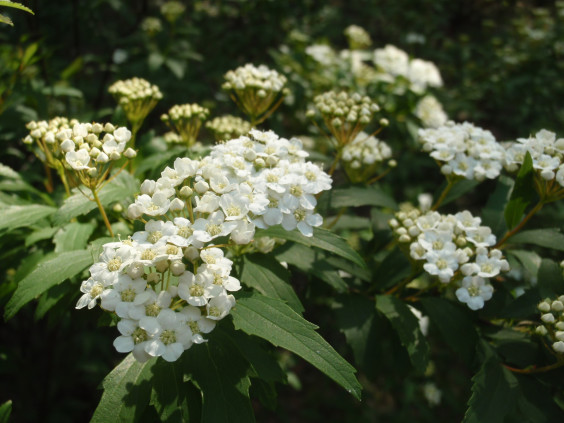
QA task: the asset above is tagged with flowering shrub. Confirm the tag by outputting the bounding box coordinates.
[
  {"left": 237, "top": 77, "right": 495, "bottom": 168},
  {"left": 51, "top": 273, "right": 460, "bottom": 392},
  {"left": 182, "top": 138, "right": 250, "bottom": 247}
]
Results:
[{"left": 4, "top": 12, "right": 564, "bottom": 423}]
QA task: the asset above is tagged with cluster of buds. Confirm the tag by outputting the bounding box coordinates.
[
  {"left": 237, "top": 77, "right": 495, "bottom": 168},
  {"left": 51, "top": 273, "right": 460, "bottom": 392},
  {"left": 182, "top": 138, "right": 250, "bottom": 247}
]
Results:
[
  {"left": 24, "top": 117, "right": 75, "bottom": 170},
  {"left": 344, "top": 25, "right": 372, "bottom": 50},
  {"left": 415, "top": 95, "right": 448, "bottom": 129},
  {"left": 141, "top": 17, "right": 163, "bottom": 36},
  {"left": 108, "top": 77, "right": 162, "bottom": 136},
  {"left": 205, "top": 115, "right": 252, "bottom": 141},
  {"left": 77, "top": 129, "right": 332, "bottom": 363},
  {"left": 389, "top": 208, "right": 509, "bottom": 310},
  {"left": 418, "top": 122, "right": 505, "bottom": 181},
  {"left": 222, "top": 64, "right": 289, "bottom": 125},
  {"left": 536, "top": 297, "right": 564, "bottom": 354},
  {"left": 161, "top": 104, "right": 210, "bottom": 147},
  {"left": 160, "top": 1, "right": 186, "bottom": 24},
  {"left": 341, "top": 131, "right": 395, "bottom": 183},
  {"left": 504, "top": 130, "right": 564, "bottom": 199},
  {"left": 373, "top": 45, "right": 443, "bottom": 93},
  {"left": 307, "top": 91, "right": 380, "bottom": 146}
]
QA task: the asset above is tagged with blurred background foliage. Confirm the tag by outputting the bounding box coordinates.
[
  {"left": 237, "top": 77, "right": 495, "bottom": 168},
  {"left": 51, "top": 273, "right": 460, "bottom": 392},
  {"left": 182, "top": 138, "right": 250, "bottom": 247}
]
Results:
[{"left": 2, "top": 0, "right": 564, "bottom": 421}]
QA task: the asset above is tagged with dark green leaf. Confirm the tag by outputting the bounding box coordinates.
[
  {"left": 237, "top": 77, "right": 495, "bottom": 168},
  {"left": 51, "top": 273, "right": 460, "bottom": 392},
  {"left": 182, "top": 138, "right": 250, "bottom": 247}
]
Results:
[
  {"left": 0, "top": 204, "right": 56, "bottom": 232},
  {"left": 240, "top": 254, "right": 304, "bottom": 314},
  {"left": 537, "top": 258, "right": 564, "bottom": 297},
  {"left": 91, "top": 354, "right": 156, "bottom": 423},
  {"left": 257, "top": 226, "right": 366, "bottom": 268},
  {"left": 507, "top": 250, "right": 541, "bottom": 277},
  {"left": 53, "top": 172, "right": 138, "bottom": 225},
  {"left": 25, "top": 227, "right": 58, "bottom": 247},
  {"left": 372, "top": 247, "right": 411, "bottom": 290},
  {"left": 231, "top": 291, "right": 362, "bottom": 399},
  {"left": 53, "top": 222, "right": 95, "bottom": 252},
  {"left": 4, "top": 250, "right": 93, "bottom": 320},
  {"left": 0, "top": 400, "right": 12, "bottom": 423},
  {"left": 482, "top": 175, "right": 512, "bottom": 236},
  {"left": 375, "top": 295, "right": 429, "bottom": 374},
  {"left": 508, "top": 228, "right": 564, "bottom": 251},
  {"left": 504, "top": 151, "right": 536, "bottom": 229},
  {"left": 442, "top": 179, "right": 480, "bottom": 206},
  {"left": 329, "top": 186, "right": 397, "bottom": 209},
  {"left": 150, "top": 360, "right": 185, "bottom": 423}
]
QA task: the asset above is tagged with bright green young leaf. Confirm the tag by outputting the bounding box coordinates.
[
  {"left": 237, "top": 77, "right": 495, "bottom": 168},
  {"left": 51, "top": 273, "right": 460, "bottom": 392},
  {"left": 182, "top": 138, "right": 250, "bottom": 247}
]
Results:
[
  {"left": 0, "top": 1, "right": 34, "bottom": 14},
  {"left": 53, "top": 172, "right": 138, "bottom": 225},
  {"left": 91, "top": 354, "right": 156, "bottom": 423},
  {"left": 420, "top": 297, "right": 478, "bottom": 365},
  {"left": 256, "top": 226, "right": 366, "bottom": 268},
  {"left": 231, "top": 291, "right": 362, "bottom": 400},
  {"left": 0, "top": 13, "right": 13, "bottom": 25},
  {"left": 0, "top": 400, "right": 12, "bottom": 423},
  {"left": 463, "top": 341, "right": 519, "bottom": 423},
  {"left": 183, "top": 334, "right": 255, "bottom": 423},
  {"left": 375, "top": 295, "right": 429, "bottom": 374},
  {"left": 0, "top": 204, "right": 56, "bottom": 232},
  {"left": 508, "top": 228, "right": 564, "bottom": 251},
  {"left": 504, "top": 151, "right": 536, "bottom": 230},
  {"left": 53, "top": 222, "right": 95, "bottom": 253},
  {"left": 240, "top": 254, "right": 304, "bottom": 314},
  {"left": 4, "top": 250, "right": 93, "bottom": 320},
  {"left": 329, "top": 186, "right": 397, "bottom": 209}
]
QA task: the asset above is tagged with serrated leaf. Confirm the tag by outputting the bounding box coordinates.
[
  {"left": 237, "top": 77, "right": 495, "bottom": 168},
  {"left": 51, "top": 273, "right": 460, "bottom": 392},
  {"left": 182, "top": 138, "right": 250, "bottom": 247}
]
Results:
[
  {"left": 463, "top": 341, "right": 519, "bottom": 423},
  {"left": 504, "top": 151, "right": 536, "bottom": 229},
  {"left": 183, "top": 335, "right": 255, "bottom": 423},
  {"left": 0, "top": 204, "right": 56, "bottom": 232},
  {"left": 4, "top": 250, "right": 93, "bottom": 320},
  {"left": 0, "top": 1, "right": 34, "bottom": 14},
  {"left": 91, "top": 354, "right": 156, "bottom": 423},
  {"left": 256, "top": 226, "right": 366, "bottom": 268},
  {"left": 375, "top": 295, "right": 429, "bottom": 374},
  {"left": 420, "top": 297, "right": 478, "bottom": 364},
  {"left": 240, "top": 254, "right": 304, "bottom": 314},
  {"left": 329, "top": 186, "right": 397, "bottom": 209},
  {"left": 53, "top": 172, "right": 138, "bottom": 225},
  {"left": 507, "top": 228, "right": 564, "bottom": 251},
  {"left": 231, "top": 291, "right": 362, "bottom": 400},
  {"left": 53, "top": 222, "right": 95, "bottom": 252}
]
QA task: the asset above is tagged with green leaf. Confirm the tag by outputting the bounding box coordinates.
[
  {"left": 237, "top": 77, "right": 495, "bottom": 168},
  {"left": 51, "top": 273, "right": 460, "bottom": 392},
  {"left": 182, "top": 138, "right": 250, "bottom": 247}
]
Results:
[
  {"left": 4, "top": 250, "right": 93, "bottom": 320},
  {"left": 375, "top": 295, "right": 429, "bottom": 374},
  {"left": 240, "top": 254, "right": 304, "bottom": 314},
  {"left": 91, "top": 354, "right": 156, "bottom": 423},
  {"left": 0, "top": 204, "right": 56, "bottom": 232},
  {"left": 372, "top": 247, "right": 411, "bottom": 290},
  {"left": 504, "top": 151, "right": 536, "bottom": 229},
  {"left": 442, "top": 179, "right": 480, "bottom": 206},
  {"left": 165, "top": 58, "right": 186, "bottom": 79},
  {"left": 537, "top": 258, "right": 564, "bottom": 297},
  {"left": 0, "top": 400, "right": 12, "bottom": 423},
  {"left": 183, "top": 337, "right": 255, "bottom": 423},
  {"left": 507, "top": 228, "right": 564, "bottom": 251},
  {"left": 25, "top": 226, "right": 58, "bottom": 247},
  {"left": 231, "top": 291, "right": 362, "bottom": 400},
  {"left": 53, "top": 222, "right": 95, "bottom": 252},
  {"left": 0, "top": 1, "right": 34, "bottom": 14},
  {"left": 420, "top": 297, "right": 478, "bottom": 364},
  {"left": 482, "top": 175, "right": 512, "bottom": 236},
  {"left": 463, "top": 341, "right": 519, "bottom": 423},
  {"left": 256, "top": 226, "right": 366, "bottom": 268},
  {"left": 329, "top": 186, "right": 397, "bottom": 209},
  {"left": 150, "top": 360, "right": 185, "bottom": 423},
  {"left": 53, "top": 172, "right": 138, "bottom": 225},
  {"left": 507, "top": 249, "right": 541, "bottom": 277},
  {"left": 0, "top": 13, "right": 13, "bottom": 25}
]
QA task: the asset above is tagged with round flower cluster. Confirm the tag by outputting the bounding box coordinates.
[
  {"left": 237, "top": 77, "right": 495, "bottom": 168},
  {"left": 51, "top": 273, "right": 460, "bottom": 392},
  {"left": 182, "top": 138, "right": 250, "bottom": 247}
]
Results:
[
  {"left": 78, "top": 129, "right": 332, "bottom": 363},
  {"left": 341, "top": 131, "right": 394, "bottom": 183},
  {"left": 415, "top": 95, "right": 448, "bottom": 129},
  {"left": 536, "top": 297, "right": 564, "bottom": 354},
  {"left": 141, "top": 17, "right": 163, "bottom": 36},
  {"left": 108, "top": 77, "right": 162, "bottom": 127},
  {"left": 24, "top": 117, "right": 76, "bottom": 168},
  {"left": 344, "top": 25, "right": 372, "bottom": 50},
  {"left": 305, "top": 44, "right": 337, "bottom": 66},
  {"left": 161, "top": 104, "right": 210, "bottom": 146},
  {"left": 307, "top": 91, "right": 380, "bottom": 145},
  {"left": 389, "top": 208, "right": 509, "bottom": 310},
  {"left": 504, "top": 129, "right": 564, "bottom": 187},
  {"left": 373, "top": 45, "right": 443, "bottom": 93},
  {"left": 160, "top": 1, "right": 185, "bottom": 23},
  {"left": 418, "top": 122, "right": 505, "bottom": 181},
  {"left": 205, "top": 115, "right": 252, "bottom": 141},
  {"left": 222, "top": 64, "right": 289, "bottom": 124}
]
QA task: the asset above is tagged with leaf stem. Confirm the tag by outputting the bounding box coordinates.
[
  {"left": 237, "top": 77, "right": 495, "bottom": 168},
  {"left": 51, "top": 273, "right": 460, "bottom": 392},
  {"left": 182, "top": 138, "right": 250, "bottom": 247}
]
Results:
[
  {"left": 431, "top": 178, "right": 455, "bottom": 211},
  {"left": 91, "top": 187, "right": 114, "bottom": 237},
  {"left": 494, "top": 201, "right": 544, "bottom": 248}
]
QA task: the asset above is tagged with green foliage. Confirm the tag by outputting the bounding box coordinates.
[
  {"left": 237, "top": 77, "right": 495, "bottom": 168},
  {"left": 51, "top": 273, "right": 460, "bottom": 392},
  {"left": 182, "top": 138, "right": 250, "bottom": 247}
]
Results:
[{"left": 504, "top": 152, "right": 536, "bottom": 229}]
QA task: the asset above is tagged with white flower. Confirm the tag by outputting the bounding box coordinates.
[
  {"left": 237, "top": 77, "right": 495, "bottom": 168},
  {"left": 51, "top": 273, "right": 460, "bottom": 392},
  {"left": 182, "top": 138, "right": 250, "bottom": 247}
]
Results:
[
  {"left": 65, "top": 149, "right": 91, "bottom": 170},
  {"left": 455, "top": 276, "right": 493, "bottom": 310},
  {"left": 142, "top": 309, "right": 192, "bottom": 362},
  {"left": 206, "top": 292, "right": 236, "bottom": 320},
  {"left": 76, "top": 277, "right": 108, "bottom": 309},
  {"left": 113, "top": 319, "right": 152, "bottom": 363}
]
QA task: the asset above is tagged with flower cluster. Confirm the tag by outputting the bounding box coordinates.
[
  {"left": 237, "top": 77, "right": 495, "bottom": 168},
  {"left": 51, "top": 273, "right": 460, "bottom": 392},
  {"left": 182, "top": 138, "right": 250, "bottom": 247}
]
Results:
[
  {"left": 389, "top": 208, "right": 509, "bottom": 310},
  {"left": 344, "top": 25, "right": 372, "bottom": 50},
  {"left": 141, "top": 17, "right": 163, "bottom": 36},
  {"left": 505, "top": 129, "right": 564, "bottom": 189},
  {"left": 78, "top": 129, "right": 332, "bottom": 362},
  {"left": 415, "top": 95, "right": 448, "bottom": 129},
  {"left": 536, "top": 297, "right": 564, "bottom": 354},
  {"left": 205, "top": 115, "right": 252, "bottom": 141},
  {"left": 307, "top": 91, "right": 380, "bottom": 146},
  {"left": 108, "top": 77, "right": 162, "bottom": 130},
  {"left": 373, "top": 44, "right": 443, "bottom": 93},
  {"left": 341, "top": 131, "right": 394, "bottom": 183},
  {"left": 161, "top": 104, "right": 210, "bottom": 147},
  {"left": 222, "top": 64, "right": 289, "bottom": 124},
  {"left": 160, "top": 1, "right": 185, "bottom": 23},
  {"left": 24, "top": 117, "right": 75, "bottom": 170},
  {"left": 418, "top": 122, "right": 505, "bottom": 181},
  {"left": 305, "top": 44, "right": 337, "bottom": 67}
]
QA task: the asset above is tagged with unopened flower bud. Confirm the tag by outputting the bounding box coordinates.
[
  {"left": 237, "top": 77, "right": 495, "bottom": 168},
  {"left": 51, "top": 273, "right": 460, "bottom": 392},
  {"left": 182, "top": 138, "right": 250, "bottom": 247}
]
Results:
[
  {"left": 553, "top": 341, "right": 564, "bottom": 353},
  {"left": 112, "top": 203, "right": 124, "bottom": 213},
  {"left": 127, "top": 263, "right": 145, "bottom": 279},
  {"left": 194, "top": 180, "right": 209, "bottom": 194},
  {"left": 155, "top": 260, "right": 169, "bottom": 273},
  {"left": 124, "top": 148, "right": 136, "bottom": 158},
  {"left": 61, "top": 139, "right": 75, "bottom": 152},
  {"left": 542, "top": 313, "right": 556, "bottom": 323},
  {"left": 535, "top": 325, "right": 548, "bottom": 336},
  {"left": 140, "top": 180, "right": 156, "bottom": 195},
  {"left": 184, "top": 246, "right": 199, "bottom": 261},
  {"left": 552, "top": 301, "right": 564, "bottom": 312},
  {"left": 127, "top": 203, "right": 143, "bottom": 219},
  {"left": 170, "top": 261, "right": 185, "bottom": 276},
  {"left": 147, "top": 273, "right": 160, "bottom": 284},
  {"left": 110, "top": 151, "right": 121, "bottom": 161},
  {"left": 538, "top": 301, "right": 551, "bottom": 312},
  {"left": 169, "top": 198, "right": 185, "bottom": 211},
  {"left": 96, "top": 152, "right": 109, "bottom": 163},
  {"left": 379, "top": 118, "right": 389, "bottom": 127},
  {"left": 104, "top": 123, "right": 115, "bottom": 133},
  {"left": 87, "top": 168, "right": 98, "bottom": 178},
  {"left": 179, "top": 186, "right": 193, "bottom": 198}
]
